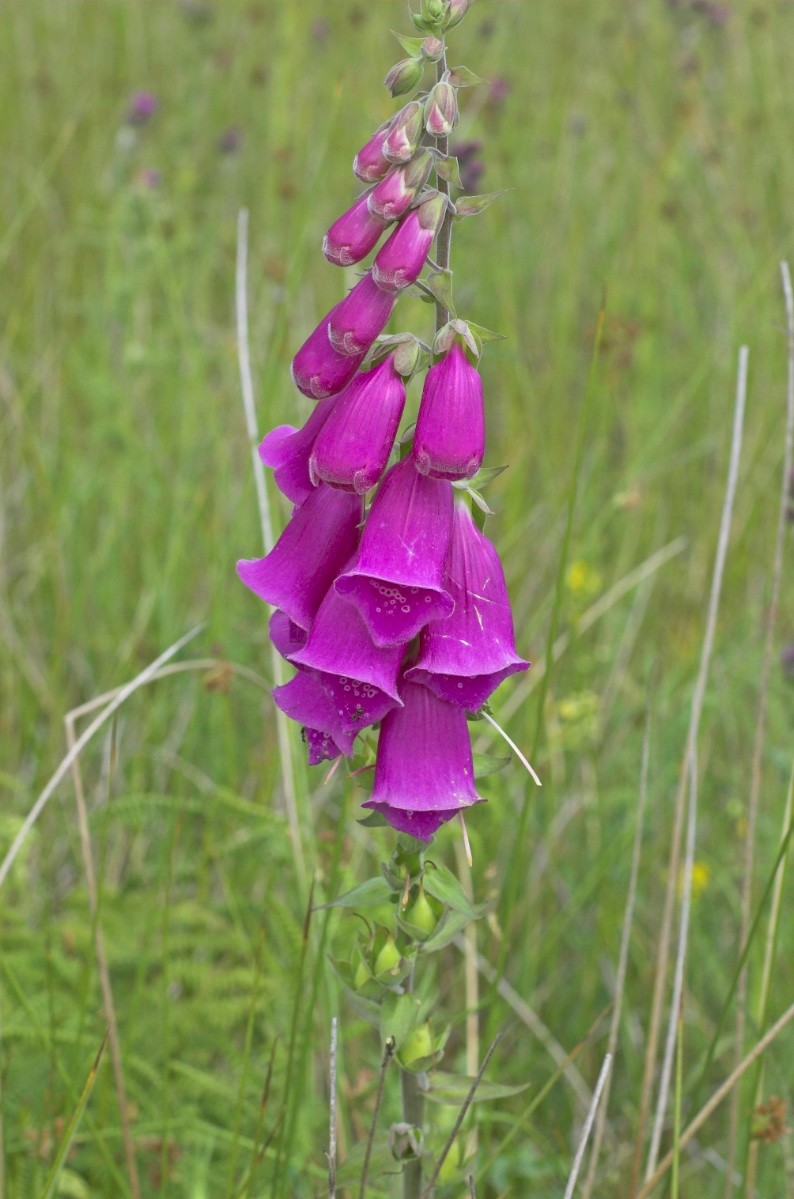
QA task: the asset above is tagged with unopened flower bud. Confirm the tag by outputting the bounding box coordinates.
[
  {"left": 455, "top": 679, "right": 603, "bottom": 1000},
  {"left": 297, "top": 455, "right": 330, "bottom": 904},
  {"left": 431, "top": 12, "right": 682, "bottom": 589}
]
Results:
[
  {"left": 413, "top": 341, "right": 484, "bottom": 481},
  {"left": 425, "top": 81, "right": 458, "bottom": 138},
  {"left": 383, "top": 101, "right": 424, "bottom": 163},
  {"left": 367, "top": 149, "right": 433, "bottom": 222},
  {"left": 384, "top": 56, "right": 423, "bottom": 98},
  {"left": 353, "top": 122, "right": 392, "bottom": 183},
  {"left": 291, "top": 312, "right": 365, "bottom": 400},
  {"left": 421, "top": 36, "right": 445, "bottom": 61},
  {"left": 398, "top": 1022, "right": 434, "bottom": 1069},
  {"left": 422, "top": 0, "right": 447, "bottom": 21},
  {"left": 446, "top": 0, "right": 473, "bottom": 29},
  {"left": 327, "top": 272, "right": 396, "bottom": 356},
  {"left": 371, "top": 192, "right": 446, "bottom": 292},
  {"left": 323, "top": 190, "right": 389, "bottom": 266}
]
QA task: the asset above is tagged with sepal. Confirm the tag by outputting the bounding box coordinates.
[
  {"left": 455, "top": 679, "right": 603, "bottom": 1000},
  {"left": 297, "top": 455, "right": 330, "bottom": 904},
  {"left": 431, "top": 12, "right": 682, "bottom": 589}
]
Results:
[{"left": 453, "top": 190, "right": 508, "bottom": 218}]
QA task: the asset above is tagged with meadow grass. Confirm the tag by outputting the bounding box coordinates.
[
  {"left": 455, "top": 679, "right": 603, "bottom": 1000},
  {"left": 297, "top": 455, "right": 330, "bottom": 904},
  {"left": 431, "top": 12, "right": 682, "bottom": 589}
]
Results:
[{"left": 1, "top": 1, "right": 793, "bottom": 1195}]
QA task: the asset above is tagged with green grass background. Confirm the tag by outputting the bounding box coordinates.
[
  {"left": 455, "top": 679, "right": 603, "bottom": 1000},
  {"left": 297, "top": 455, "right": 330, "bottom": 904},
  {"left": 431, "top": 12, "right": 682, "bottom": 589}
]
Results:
[{"left": 1, "top": 0, "right": 793, "bottom": 1195}]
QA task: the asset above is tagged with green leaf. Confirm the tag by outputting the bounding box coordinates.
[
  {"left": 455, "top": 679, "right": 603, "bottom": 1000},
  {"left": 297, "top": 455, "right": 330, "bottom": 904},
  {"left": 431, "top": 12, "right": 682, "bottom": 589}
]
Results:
[
  {"left": 392, "top": 31, "right": 426, "bottom": 56},
  {"left": 453, "top": 190, "right": 508, "bottom": 219},
  {"left": 317, "top": 876, "right": 395, "bottom": 911},
  {"left": 423, "top": 269, "right": 455, "bottom": 314},
  {"left": 357, "top": 809, "right": 389, "bottom": 828},
  {"left": 420, "top": 905, "right": 473, "bottom": 953},
  {"left": 423, "top": 861, "right": 479, "bottom": 918},
  {"left": 473, "top": 752, "right": 511, "bottom": 779},
  {"left": 466, "top": 463, "right": 509, "bottom": 490},
  {"left": 434, "top": 155, "right": 463, "bottom": 188},
  {"left": 467, "top": 320, "right": 507, "bottom": 345},
  {"left": 447, "top": 65, "right": 487, "bottom": 88},
  {"left": 465, "top": 486, "right": 495, "bottom": 518},
  {"left": 380, "top": 990, "right": 422, "bottom": 1051},
  {"left": 39, "top": 1035, "right": 106, "bottom": 1199},
  {"left": 426, "top": 1071, "right": 531, "bottom": 1104}
]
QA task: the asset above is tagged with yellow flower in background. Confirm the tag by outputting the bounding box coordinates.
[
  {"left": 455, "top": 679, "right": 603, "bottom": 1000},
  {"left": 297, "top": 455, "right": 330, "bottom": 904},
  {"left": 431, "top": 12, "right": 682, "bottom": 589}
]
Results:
[
  {"left": 565, "top": 559, "right": 602, "bottom": 600},
  {"left": 678, "top": 860, "right": 710, "bottom": 898}
]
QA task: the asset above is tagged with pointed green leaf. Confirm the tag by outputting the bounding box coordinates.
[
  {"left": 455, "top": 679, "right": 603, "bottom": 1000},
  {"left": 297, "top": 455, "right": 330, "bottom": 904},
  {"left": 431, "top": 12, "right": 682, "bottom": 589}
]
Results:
[
  {"left": 420, "top": 904, "right": 472, "bottom": 952},
  {"left": 392, "top": 31, "right": 426, "bottom": 56},
  {"left": 317, "top": 876, "right": 396, "bottom": 911},
  {"left": 453, "top": 190, "right": 508, "bottom": 218},
  {"left": 40, "top": 1035, "right": 107, "bottom": 1199},
  {"left": 434, "top": 155, "right": 463, "bottom": 188},
  {"left": 380, "top": 990, "right": 422, "bottom": 1051},
  {"left": 423, "top": 269, "right": 455, "bottom": 315},
  {"left": 423, "top": 861, "right": 480, "bottom": 918},
  {"left": 467, "top": 320, "right": 507, "bottom": 345},
  {"left": 473, "top": 752, "right": 511, "bottom": 779},
  {"left": 426, "top": 1070, "right": 531, "bottom": 1104},
  {"left": 447, "top": 65, "right": 487, "bottom": 88}
]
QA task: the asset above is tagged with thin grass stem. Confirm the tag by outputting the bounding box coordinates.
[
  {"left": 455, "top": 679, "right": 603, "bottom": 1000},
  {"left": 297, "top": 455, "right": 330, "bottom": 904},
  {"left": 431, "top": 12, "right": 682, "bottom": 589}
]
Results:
[
  {"left": 359, "top": 1037, "right": 394, "bottom": 1199},
  {"left": 562, "top": 1053, "right": 612, "bottom": 1199},
  {"left": 328, "top": 1018, "right": 338, "bottom": 1199}
]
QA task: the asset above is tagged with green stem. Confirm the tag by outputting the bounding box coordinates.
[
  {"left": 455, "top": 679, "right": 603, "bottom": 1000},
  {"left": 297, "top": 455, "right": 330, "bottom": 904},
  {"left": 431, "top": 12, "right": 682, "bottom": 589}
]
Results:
[{"left": 433, "top": 49, "right": 453, "bottom": 329}]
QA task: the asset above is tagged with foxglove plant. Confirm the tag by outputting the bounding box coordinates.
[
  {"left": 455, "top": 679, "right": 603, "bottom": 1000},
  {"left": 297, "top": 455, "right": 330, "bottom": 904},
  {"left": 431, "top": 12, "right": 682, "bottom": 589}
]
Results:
[{"left": 238, "top": 1, "right": 532, "bottom": 1192}]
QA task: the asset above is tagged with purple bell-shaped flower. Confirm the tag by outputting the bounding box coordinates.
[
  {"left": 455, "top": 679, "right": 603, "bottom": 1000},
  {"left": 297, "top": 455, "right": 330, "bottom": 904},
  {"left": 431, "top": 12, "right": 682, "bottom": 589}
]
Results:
[
  {"left": 353, "top": 121, "right": 392, "bottom": 183},
  {"left": 371, "top": 193, "right": 446, "bottom": 292},
  {"left": 289, "top": 581, "right": 404, "bottom": 740},
  {"left": 363, "top": 678, "right": 482, "bottom": 839},
  {"left": 328, "top": 272, "right": 396, "bottom": 356},
  {"left": 291, "top": 311, "right": 365, "bottom": 400},
  {"left": 413, "top": 341, "right": 485, "bottom": 480},
  {"left": 367, "top": 149, "right": 433, "bottom": 222},
  {"left": 237, "top": 484, "right": 362, "bottom": 630},
  {"left": 406, "top": 501, "right": 529, "bottom": 710},
  {"left": 309, "top": 355, "right": 406, "bottom": 495},
  {"left": 323, "top": 190, "right": 389, "bottom": 267},
  {"left": 258, "top": 392, "right": 340, "bottom": 505},
  {"left": 273, "top": 670, "right": 356, "bottom": 758},
  {"left": 268, "top": 610, "right": 308, "bottom": 660},
  {"left": 335, "top": 456, "right": 454, "bottom": 647}
]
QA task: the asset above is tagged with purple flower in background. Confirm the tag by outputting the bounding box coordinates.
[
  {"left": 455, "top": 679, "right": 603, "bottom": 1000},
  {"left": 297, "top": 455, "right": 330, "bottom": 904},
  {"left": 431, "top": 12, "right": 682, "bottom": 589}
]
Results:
[
  {"left": 237, "top": 484, "right": 362, "bottom": 630},
  {"left": 310, "top": 355, "right": 406, "bottom": 494},
  {"left": 371, "top": 193, "right": 446, "bottom": 292},
  {"left": 782, "top": 644, "right": 794, "bottom": 680},
  {"left": 413, "top": 341, "right": 484, "bottom": 480},
  {"left": 289, "top": 582, "right": 404, "bottom": 738},
  {"left": 335, "top": 456, "right": 454, "bottom": 646},
  {"left": 258, "top": 392, "right": 340, "bottom": 505},
  {"left": 406, "top": 501, "right": 529, "bottom": 710},
  {"left": 327, "top": 272, "right": 395, "bottom": 355},
  {"left": 126, "top": 91, "right": 158, "bottom": 126},
  {"left": 323, "top": 190, "right": 389, "bottom": 266},
  {"left": 291, "top": 312, "right": 366, "bottom": 399},
  {"left": 273, "top": 671, "right": 356, "bottom": 758},
  {"left": 218, "top": 125, "right": 243, "bottom": 154},
  {"left": 487, "top": 76, "right": 511, "bottom": 107},
  {"left": 367, "top": 149, "right": 433, "bottom": 222},
  {"left": 353, "top": 121, "right": 393, "bottom": 183},
  {"left": 363, "top": 679, "right": 482, "bottom": 839},
  {"left": 453, "top": 139, "right": 485, "bottom": 193}
]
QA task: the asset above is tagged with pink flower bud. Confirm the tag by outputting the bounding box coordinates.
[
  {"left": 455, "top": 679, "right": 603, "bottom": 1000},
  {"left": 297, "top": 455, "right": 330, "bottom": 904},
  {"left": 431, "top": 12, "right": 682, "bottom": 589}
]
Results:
[
  {"left": 323, "top": 190, "right": 389, "bottom": 266},
  {"left": 383, "top": 101, "right": 424, "bottom": 164},
  {"left": 384, "top": 57, "right": 424, "bottom": 98},
  {"left": 353, "top": 122, "right": 392, "bottom": 184},
  {"left": 446, "top": 0, "right": 472, "bottom": 28},
  {"left": 413, "top": 341, "right": 485, "bottom": 480},
  {"left": 371, "top": 193, "right": 446, "bottom": 292},
  {"left": 367, "top": 149, "right": 433, "bottom": 222},
  {"left": 421, "top": 36, "right": 445, "bottom": 61},
  {"left": 425, "top": 81, "right": 458, "bottom": 138},
  {"left": 327, "top": 272, "right": 396, "bottom": 356},
  {"left": 291, "top": 311, "right": 365, "bottom": 399}
]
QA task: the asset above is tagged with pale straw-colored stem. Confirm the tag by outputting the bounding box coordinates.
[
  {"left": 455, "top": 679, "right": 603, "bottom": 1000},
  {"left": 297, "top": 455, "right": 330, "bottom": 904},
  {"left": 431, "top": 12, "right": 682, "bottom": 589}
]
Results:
[
  {"left": 563, "top": 1054, "right": 612, "bottom": 1199},
  {"left": 632, "top": 347, "right": 748, "bottom": 1187},
  {"left": 236, "top": 208, "right": 306, "bottom": 892}
]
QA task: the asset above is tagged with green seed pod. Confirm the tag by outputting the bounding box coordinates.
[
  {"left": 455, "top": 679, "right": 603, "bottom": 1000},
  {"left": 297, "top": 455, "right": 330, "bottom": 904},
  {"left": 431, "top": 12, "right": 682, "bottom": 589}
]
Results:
[
  {"left": 404, "top": 884, "right": 440, "bottom": 938},
  {"left": 398, "top": 1021, "right": 434, "bottom": 1068},
  {"left": 373, "top": 933, "right": 402, "bottom": 978}
]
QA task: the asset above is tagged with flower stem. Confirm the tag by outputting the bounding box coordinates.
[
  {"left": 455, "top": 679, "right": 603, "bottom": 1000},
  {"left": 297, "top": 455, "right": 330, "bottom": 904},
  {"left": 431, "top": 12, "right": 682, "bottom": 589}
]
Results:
[{"left": 433, "top": 49, "right": 453, "bottom": 330}]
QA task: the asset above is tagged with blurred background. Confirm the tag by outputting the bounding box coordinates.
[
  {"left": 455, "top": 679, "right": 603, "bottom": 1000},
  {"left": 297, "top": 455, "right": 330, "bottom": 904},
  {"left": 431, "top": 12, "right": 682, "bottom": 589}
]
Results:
[{"left": 1, "top": 0, "right": 793, "bottom": 1195}]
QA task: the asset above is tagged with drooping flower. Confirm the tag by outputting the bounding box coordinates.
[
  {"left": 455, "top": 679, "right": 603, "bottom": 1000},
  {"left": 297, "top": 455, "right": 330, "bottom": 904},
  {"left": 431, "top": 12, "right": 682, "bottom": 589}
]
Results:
[
  {"left": 289, "top": 581, "right": 404, "bottom": 738},
  {"left": 353, "top": 121, "right": 392, "bottom": 183},
  {"left": 268, "top": 610, "right": 308, "bottom": 660},
  {"left": 335, "top": 456, "right": 454, "bottom": 646},
  {"left": 413, "top": 341, "right": 485, "bottom": 480},
  {"left": 383, "top": 101, "right": 424, "bottom": 163},
  {"left": 362, "top": 679, "right": 482, "bottom": 839},
  {"left": 309, "top": 355, "right": 405, "bottom": 495},
  {"left": 323, "top": 190, "right": 389, "bottom": 267},
  {"left": 237, "top": 484, "right": 362, "bottom": 630},
  {"left": 371, "top": 193, "right": 446, "bottom": 292},
  {"left": 367, "top": 149, "right": 433, "bottom": 222},
  {"left": 327, "top": 272, "right": 396, "bottom": 356},
  {"left": 406, "top": 501, "right": 529, "bottom": 711},
  {"left": 291, "top": 311, "right": 365, "bottom": 399},
  {"left": 272, "top": 670, "right": 355, "bottom": 758},
  {"left": 259, "top": 392, "right": 340, "bottom": 505}
]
